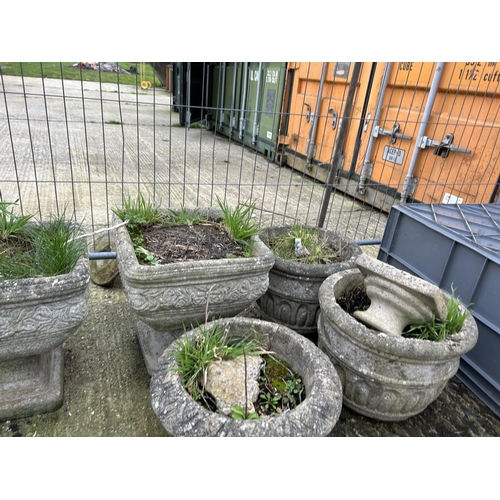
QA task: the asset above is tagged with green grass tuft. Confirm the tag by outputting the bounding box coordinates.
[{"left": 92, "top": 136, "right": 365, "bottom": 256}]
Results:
[
  {"left": 0, "top": 206, "right": 87, "bottom": 280},
  {"left": 403, "top": 285, "right": 472, "bottom": 341},
  {"left": 269, "top": 224, "right": 344, "bottom": 264},
  {"left": 216, "top": 196, "right": 260, "bottom": 254},
  {"left": 169, "top": 321, "right": 268, "bottom": 400},
  {"left": 112, "top": 193, "right": 165, "bottom": 265}
]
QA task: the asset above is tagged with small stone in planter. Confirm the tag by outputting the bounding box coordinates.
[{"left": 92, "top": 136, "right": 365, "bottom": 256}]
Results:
[{"left": 204, "top": 355, "right": 263, "bottom": 416}]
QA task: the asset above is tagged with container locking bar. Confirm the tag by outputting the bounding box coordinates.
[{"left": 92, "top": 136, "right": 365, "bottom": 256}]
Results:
[
  {"left": 419, "top": 132, "right": 471, "bottom": 158},
  {"left": 372, "top": 122, "right": 412, "bottom": 144}
]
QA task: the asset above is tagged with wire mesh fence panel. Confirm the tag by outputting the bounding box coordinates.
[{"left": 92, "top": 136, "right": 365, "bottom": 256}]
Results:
[{"left": 1, "top": 62, "right": 499, "bottom": 255}]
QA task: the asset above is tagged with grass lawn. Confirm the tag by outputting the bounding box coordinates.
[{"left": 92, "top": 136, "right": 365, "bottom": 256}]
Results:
[{"left": 0, "top": 62, "right": 162, "bottom": 87}]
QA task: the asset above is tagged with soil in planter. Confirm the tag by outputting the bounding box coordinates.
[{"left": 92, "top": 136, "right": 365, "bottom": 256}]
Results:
[
  {"left": 337, "top": 285, "right": 371, "bottom": 315},
  {"left": 141, "top": 222, "right": 245, "bottom": 264},
  {"left": 193, "top": 354, "right": 305, "bottom": 418}
]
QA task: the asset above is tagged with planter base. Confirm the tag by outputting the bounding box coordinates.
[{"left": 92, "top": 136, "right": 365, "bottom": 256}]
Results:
[
  {"left": 136, "top": 322, "right": 181, "bottom": 375},
  {"left": 0, "top": 348, "right": 64, "bottom": 422}
]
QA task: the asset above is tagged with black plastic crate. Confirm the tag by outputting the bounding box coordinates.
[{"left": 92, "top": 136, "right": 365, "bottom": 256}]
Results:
[{"left": 378, "top": 203, "right": 500, "bottom": 418}]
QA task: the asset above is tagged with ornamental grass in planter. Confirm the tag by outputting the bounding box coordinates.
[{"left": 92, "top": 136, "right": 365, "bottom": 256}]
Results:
[
  {"left": 317, "top": 253, "right": 478, "bottom": 421},
  {"left": 150, "top": 316, "right": 343, "bottom": 437},
  {"left": 113, "top": 194, "right": 275, "bottom": 374},
  {"left": 0, "top": 201, "right": 89, "bottom": 421},
  {"left": 257, "top": 224, "right": 362, "bottom": 343}
]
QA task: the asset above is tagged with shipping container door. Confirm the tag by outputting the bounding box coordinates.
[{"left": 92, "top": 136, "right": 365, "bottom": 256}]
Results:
[
  {"left": 351, "top": 62, "right": 500, "bottom": 209},
  {"left": 208, "top": 63, "right": 243, "bottom": 138},
  {"left": 177, "top": 62, "right": 210, "bottom": 127},
  {"left": 240, "top": 63, "right": 286, "bottom": 160},
  {"left": 279, "top": 62, "right": 373, "bottom": 183}
]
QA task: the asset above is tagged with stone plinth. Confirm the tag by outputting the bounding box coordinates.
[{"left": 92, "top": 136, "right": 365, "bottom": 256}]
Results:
[{"left": 353, "top": 253, "right": 449, "bottom": 336}]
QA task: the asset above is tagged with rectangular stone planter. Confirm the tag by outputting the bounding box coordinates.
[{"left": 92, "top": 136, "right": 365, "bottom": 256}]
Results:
[{"left": 113, "top": 208, "right": 275, "bottom": 374}]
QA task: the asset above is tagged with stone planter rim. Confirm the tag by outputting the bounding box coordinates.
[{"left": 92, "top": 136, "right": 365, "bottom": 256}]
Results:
[
  {"left": 318, "top": 268, "right": 479, "bottom": 361},
  {"left": 150, "top": 317, "right": 343, "bottom": 437},
  {"left": 259, "top": 225, "right": 362, "bottom": 279}
]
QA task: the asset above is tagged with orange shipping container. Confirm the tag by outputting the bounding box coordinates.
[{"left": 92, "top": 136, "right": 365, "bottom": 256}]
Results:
[{"left": 278, "top": 62, "right": 500, "bottom": 212}]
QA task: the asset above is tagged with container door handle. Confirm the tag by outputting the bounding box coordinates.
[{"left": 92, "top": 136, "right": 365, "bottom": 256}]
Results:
[
  {"left": 419, "top": 132, "right": 472, "bottom": 158},
  {"left": 304, "top": 103, "right": 311, "bottom": 123},
  {"left": 373, "top": 122, "right": 413, "bottom": 143},
  {"left": 328, "top": 108, "right": 338, "bottom": 130}
]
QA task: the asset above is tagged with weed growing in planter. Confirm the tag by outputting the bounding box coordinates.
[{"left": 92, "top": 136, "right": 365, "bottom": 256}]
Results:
[
  {"left": 207, "top": 354, "right": 306, "bottom": 419},
  {"left": 403, "top": 285, "right": 472, "bottom": 341},
  {"left": 112, "top": 194, "right": 165, "bottom": 265},
  {"left": 337, "top": 284, "right": 371, "bottom": 315},
  {"left": 0, "top": 202, "right": 87, "bottom": 280},
  {"left": 216, "top": 196, "right": 260, "bottom": 255},
  {"left": 0, "top": 200, "right": 34, "bottom": 238},
  {"left": 270, "top": 224, "right": 345, "bottom": 264},
  {"left": 253, "top": 354, "right": 305, "bottom": 417},
  {"left": 170, "top": 321, "right": 305, "bottom": 419},
  {"left": 230, "top": 404, "right": 260, "bottom": 420},
  {"left": 170, "top": 321, "right": 268, "bottom": 405}
]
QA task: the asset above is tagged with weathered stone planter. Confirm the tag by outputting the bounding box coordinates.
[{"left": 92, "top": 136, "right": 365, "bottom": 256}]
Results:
[
  {"left": 0, "top": 253, "right": 90, "bottom": 421},
  {"left": 114, "top": 209, "right": 275, "bottom": 374},
  {"left": 257, "top": 225, "right": 362, "bottom": 342},
  {"left": 150, "top": 317, "right": 343, "bottom": 436},
  {"left": 317, "top": 262, "right": 479, "bottom": 421}
]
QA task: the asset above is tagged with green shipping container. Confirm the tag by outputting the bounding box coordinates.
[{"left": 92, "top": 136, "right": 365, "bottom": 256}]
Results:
[{"left": 208, "top": 62, "right": 286, "bottom": 161}]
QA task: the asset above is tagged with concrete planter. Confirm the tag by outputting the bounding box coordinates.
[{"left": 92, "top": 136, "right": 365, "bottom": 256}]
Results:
[
  {"left": 317, "top": 266, "right": 479, "bottom": 421},
  {"left": 150, "top": 317, "right": 343, "bottom": 437},
  {"left": 0, "top": 253, "right": 90, "bottom": 421},
  {"left": 257, "top": 225, "right": 362, "bottom": 342},
  {"left": 114, "top": 209, "right": 275, "bottom": 374}
]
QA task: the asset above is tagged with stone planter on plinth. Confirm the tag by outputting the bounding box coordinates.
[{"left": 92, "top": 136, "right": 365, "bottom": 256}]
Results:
[
  {"left": 257, "top": 226, "right": 362, "bottom": 342},
  {"left": 317, "top": 255, "right": 478, "bottom": 421},
  {"left": 150, "top": 317, "right": 343, "bottom": 437},
  {"left": 114, "top": 209, "right": 275, "bottom": 375},
  {"left": 0, "top": 254, "right": 90, "bottom": 421}
]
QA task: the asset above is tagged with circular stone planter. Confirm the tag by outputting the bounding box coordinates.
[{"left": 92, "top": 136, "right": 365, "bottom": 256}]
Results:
[
  {"left": 114, "top": 208, "right": 275, "bottom": 375},
  {"left": 0, "top": 253, "right": 90, "bottom": 421},
  {"left": 257, "top": 225, "right": 362, "bottom": 342},
  {"left": 150, "top": 317, "right": 343, "bottom": 436},
  {"left": 317, "top": 268, "right": 479, "bottom": 421}
]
